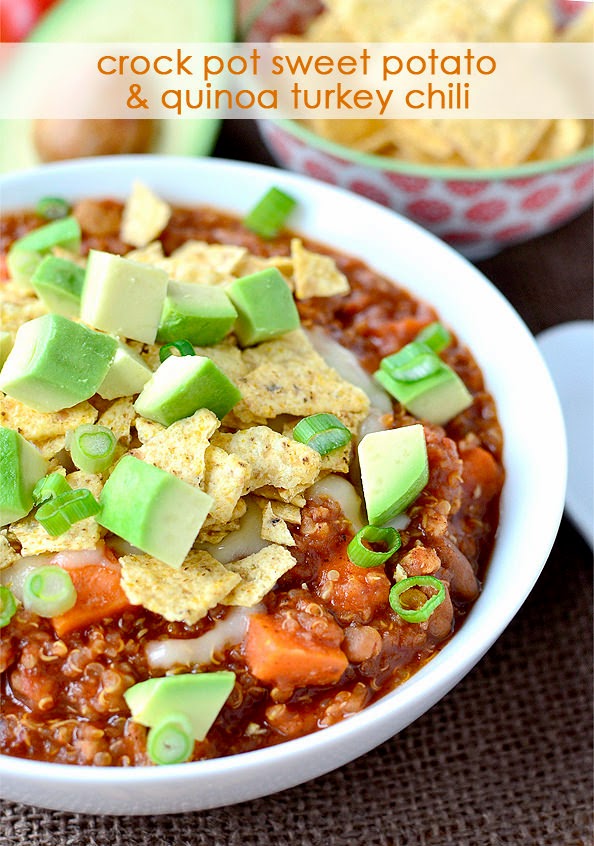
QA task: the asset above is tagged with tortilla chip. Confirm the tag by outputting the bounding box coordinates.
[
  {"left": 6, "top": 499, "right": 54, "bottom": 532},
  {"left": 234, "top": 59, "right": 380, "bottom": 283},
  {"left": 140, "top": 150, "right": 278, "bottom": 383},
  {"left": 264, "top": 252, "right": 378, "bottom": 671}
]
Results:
[
  {"left": 0, "top": 532, "right": 18, "bottom": 570},
  {"left": 254, "top": 497, "right": 302, "bottom": 525},
  {"left": 437, "top": 119, "right": 550, "bottom": 168},
  {"left": 0, "top": 296, "right": 47, "bottom": 339},
  {"left": 133, "top": 409, "right": 220, "bottom": 487},
  {"left": 0, "top": 394, "right": 97, "bottom": 445},
  {"left": 98, "top": 397, "right": 135, "bottom": 446},
  {"left": 254, "top": 486, "right": 306, "bottom": 508},
  {"left": 388, "top": 120, "right": 455, "bottom": 162},
  {"left": 134, "top": 415, "right": 164, "bottom": 444},
  {"left": 171, "top": 241, "right": 247, "bottom": 276},
  {"left": 232, "top": 331, "right": 369, "bottom": 430},
  {"left": 200, "top": 445, "right": 251, "bottom": 526},
  {"left": 11, "top": 471, "right": 103, "bottom": 555},
  {"left": 193, "top": 342, "right": 247, "bottom": 386},
  {"left": 125, "top": 241, "right": 165, "bottom": 265},
  {"left": 226, "top": 426, "right": 321, "bottom": 493},
  {"left": 222, "top": 545, "right": 297, "bottom": 607},
  {"left": 308, "top": 118, "right": 381, "bottom": 147},
  {"left": 120, "top": 550, "right": 240, "bottom": 624},
  {"left": 291, "top": 239, "right": 350, "bottom": 300},
  {"left": 235, "top": 254, "right": 294, "bottom": 289},
  {"left": 531, "top": 119, "right": 586, "bottom": 161},
  {"left": 128, "top": 341, "right": 162, "bottom": 371},
  {"left": 120, "top": 181, "right": 171, "bottom": 249},
  {"left": 260, "top": 501, "right": 295, "bottom": 547},
  {"left": 35, "top": 435, "right": 67, "bottom": 460}
]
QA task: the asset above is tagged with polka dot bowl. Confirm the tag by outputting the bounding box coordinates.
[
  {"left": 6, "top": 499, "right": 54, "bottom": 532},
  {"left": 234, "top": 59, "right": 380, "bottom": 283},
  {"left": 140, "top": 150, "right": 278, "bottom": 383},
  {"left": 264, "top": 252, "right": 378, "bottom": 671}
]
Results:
[{"left": 247, "top": 0, "right": 594, "bottom": 260}]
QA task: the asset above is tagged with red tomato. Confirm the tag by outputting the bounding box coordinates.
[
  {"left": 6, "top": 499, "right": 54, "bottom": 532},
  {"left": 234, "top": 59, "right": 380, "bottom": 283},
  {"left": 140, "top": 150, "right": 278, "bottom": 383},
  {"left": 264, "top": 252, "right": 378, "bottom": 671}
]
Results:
[{"left": 0, "top": 0, "right": 56, "bottom": 42}]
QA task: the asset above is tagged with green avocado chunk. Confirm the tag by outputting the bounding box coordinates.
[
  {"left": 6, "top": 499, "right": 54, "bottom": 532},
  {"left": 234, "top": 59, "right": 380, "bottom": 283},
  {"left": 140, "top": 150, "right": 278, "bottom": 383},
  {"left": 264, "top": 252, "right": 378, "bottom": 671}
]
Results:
[
  {"left": 0, "top": 332, "right": 13, "bottom": 369},
  {"left": 98, "top": 455, "right": 213, "bottom": 568},
  {"left": 31, "top": 254, "right": 84, "bottom": 317},
  {"left": 134, "top": 354, "right": 241, "bottom": 426},
  {"left": 124, "top": 672, "right": 236, "bottom": 742},
  {"left": 81, "top": 250, "right": 168, "bottom": 344},
  {"left": 7, "top": 216, "right": 81, "bottom": 287},
  {"left": 0, "top": 426, "right": 49, "bottom": 527},
  {"left": 375, "top": 365, "right": 473, "bottom": 426},
  {"left": 226, "top": 268, "right": 300, "bottom": 347},
  {"left": 0, "top": 314, "right": 117, "bottom": 412},
  {"left": 358, "top": 425, "right": 429, "bottom": 526},
  {"left": 157, "top": 281, "right": 238, "bottom": 346},
  {"left": 97, "top": 340, "right": 153, "bottom": 400}
]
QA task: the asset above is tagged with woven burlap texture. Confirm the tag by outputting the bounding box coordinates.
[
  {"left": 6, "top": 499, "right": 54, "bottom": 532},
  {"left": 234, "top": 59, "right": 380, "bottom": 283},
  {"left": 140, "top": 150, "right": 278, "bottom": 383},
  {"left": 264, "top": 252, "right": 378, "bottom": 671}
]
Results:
[{"left": 1, "top": 521, "right": 592, "bottom": 846}]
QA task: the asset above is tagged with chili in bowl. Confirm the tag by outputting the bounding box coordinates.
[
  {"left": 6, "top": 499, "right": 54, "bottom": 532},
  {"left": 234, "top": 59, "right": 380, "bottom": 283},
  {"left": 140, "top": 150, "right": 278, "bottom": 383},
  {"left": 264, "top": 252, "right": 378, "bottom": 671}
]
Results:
[{"left": 0, "top": 156, "right": 566, "bottom": 814}]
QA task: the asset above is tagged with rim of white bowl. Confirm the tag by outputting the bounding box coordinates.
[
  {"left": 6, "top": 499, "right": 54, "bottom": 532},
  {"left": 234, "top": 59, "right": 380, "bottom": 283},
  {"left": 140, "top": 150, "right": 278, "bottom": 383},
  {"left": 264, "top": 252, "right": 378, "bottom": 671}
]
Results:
[
  {"left": 0, "top": 155, "right": 567, "bottom": 795},
  {"left": 265, "top": 118, "right": 594, "bottom": 181}
]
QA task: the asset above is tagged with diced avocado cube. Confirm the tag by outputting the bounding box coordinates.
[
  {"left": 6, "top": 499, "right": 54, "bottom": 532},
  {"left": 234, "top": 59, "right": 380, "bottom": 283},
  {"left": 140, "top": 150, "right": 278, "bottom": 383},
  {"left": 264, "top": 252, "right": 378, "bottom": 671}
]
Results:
[
  {"left": 31, "top": 255, "right": 84, "bottom": 317},
  {"left": 0, "top": 314, "right": 117, "bottom": 412},
  {"left": 226, "top": 268, "right": 300, "bottom": 347},
  {"left": 124, "top": 671, "right": 236, "bottom": 741},
  {"left": 98, "top": 340, "right": 153, "bottom": 400},
  {"left": 98, "top": 455, "right": 213, "bottom": 568},
  {"left": 0, "top": 332, "right": 13, "bottom": 369},
  {"left": 81, "top": 250, "right": 168, "bottom": 344},
  {"left": 157, "top": 281, "right": 237, "bottom": 346},
  {"left": 375, "top": 365, "right": 473, "bottom": 426},
  {"left": 0, "top": 427, "right": 49, "bottom": 526},
  {"left": 7, "top": 216, "right": 81, "bottom": 287},
  {"left": 358, "top": 425, "right": 429, "bottom": 526},
  {"left": 134, "top": 354, "right": 241, "bottom": 426}
]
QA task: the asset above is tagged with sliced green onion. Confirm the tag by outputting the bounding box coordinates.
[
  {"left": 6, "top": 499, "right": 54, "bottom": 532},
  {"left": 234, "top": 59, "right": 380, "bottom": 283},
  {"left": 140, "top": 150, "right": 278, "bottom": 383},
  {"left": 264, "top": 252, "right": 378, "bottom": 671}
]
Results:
[
  {"left": 69, "top": 424, "right": 117, "bottom": 474},
  {"left": 380, "top": 341, "right": 442, "bottom": 383},
  {"left": 389, "top": 575, "right": 446, "bottom": 623},
  {"left": 36, "top": 488, "right": 100, "bottom": 536},
  {"left": 33, "top": 473, "right": 71, "bottom": 505},
  {"left": 293, "top": 413, "right": 352, "bottom": 456},
  {"left": 146, "top": 712, "right": 195, "bottom": 765},
  {"left": 347, "top": 525, "right": 401, "bottom": 568},
  {"left": 22, "top": 566, "right": 77, "bottom": 617},
  {"left": 415, "top": 322, "right": 451, "bottom": 354},
  {"left": 0, "top": 586, "right": 18, "bottom": 628},
  {"left": 36, "top": 197, "right": 71, "bottom": 221},
  {"left": 159, "top": 339, "right": 196, "bottom": 362},
  {"left": 243, "top": 187, "right": 297, "bottom": 239}
]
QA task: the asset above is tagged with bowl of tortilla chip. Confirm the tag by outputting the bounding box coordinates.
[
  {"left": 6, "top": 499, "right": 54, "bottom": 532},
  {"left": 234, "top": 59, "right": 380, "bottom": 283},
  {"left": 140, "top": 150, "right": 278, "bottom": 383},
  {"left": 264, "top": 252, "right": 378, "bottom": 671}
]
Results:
[{"left": 247, "top": 0, "right": 594, "bottom": 259}]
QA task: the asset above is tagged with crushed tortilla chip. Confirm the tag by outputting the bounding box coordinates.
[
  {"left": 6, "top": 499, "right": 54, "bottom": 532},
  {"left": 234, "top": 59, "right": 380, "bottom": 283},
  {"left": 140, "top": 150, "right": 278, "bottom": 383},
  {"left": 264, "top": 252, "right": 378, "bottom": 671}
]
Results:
[
  {"left": 120, "top": 181, "right": 171, "bottom": 248},
  {"left": 193, "top": 342, "right": 247, "bottom": 386},
  {"left": 255, "top": 485, "right": 306, "bottom": 508},
  {"left": 11, "top": 471, "right": 103, "bottom": 555},
  {"left": 0, "top": 532, "right": 18, "bottom": 570},
  {"left": 128, "top": 341, "right": 162, "bottom": 371},
  {"left": 120, "top": 550, "right": 240, "bottom": 624},
  {"left": 231, "top": 331, "right": 369, "bottom": 430},
  {"left": 435, "top": 119, "right": 550, "bottom": 168},
  {"left": 235, "top": 254, "right": 294, "bottom": 288},
  {"left": 157, "top": 241, "right": 245, "bottom": 286},
  {"left": 0, "top": 295, "right": 47, "bottom": 339},
  {"left": 125, "top": 241, "right": 165, "bottom": 265},
  {"left": 134, "top": 416, "right": 164, "bottom": 444},
  {"left": 291, "top": 239, "right": 349, "bottom": 300},
  {"left": 260, "top": 501, "right": 295, "bottom": 547},
  {"left": 201, "top": 445, "right": 251, "bottom": 525},
  {"left": 222, "top": 545, "right": 297, "bottom": 607},
  {"left": 0, "top": 394, "right": 97, "bottom": 446},
  {"left": 98, "top": 397, "right": 135, "bottom": 446},
  {"left": 254, "top": 497, "right": 302, "bottom": 525},
  {"left": 133, "top": 409, "right": 220, "bottom": 487},
  {"left": 226, "top": 426, "right": 321, "bottom": 493}
]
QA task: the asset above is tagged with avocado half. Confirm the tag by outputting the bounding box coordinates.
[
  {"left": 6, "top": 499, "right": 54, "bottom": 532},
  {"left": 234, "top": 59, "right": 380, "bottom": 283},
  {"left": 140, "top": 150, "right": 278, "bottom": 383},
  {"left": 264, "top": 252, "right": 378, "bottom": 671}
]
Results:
[{"left": 0, "top": 0, "right": 235, "bottom": 173}]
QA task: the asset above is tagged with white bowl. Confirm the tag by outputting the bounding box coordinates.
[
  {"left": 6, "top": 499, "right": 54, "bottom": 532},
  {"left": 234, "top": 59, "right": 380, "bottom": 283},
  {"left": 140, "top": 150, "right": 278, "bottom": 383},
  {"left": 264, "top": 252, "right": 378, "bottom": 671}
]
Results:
[{"left": 0, "top": 156, "right": 567, "bottom": 815}]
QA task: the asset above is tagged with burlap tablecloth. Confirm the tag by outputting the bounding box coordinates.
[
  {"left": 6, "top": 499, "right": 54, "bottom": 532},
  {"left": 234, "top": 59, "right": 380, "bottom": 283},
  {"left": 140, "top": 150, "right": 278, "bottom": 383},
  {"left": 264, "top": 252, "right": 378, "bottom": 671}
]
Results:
[{"left": 1, "top": 122, "right": 592, "bottom": 846}]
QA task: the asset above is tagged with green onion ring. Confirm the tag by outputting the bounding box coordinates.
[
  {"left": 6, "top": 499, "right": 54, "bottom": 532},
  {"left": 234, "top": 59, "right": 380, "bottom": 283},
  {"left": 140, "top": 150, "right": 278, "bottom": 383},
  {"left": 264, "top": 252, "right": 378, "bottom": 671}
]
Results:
[
  {"left": 33, "top": 473, "right": 71, "bottom": 506},
  {"left": 146, "top": 713, "right": 195, "bottom": 765},
  {"left": 243, "top": 187, "right": 297, "bottom": 239},
  {"left": 35, "top": 197, "right": 71, "bottom": 221},
  {"left": 0, "top": 585, "right": 18, "bottom": 628},
  {"left": 389, "top": 575, "right": 446, "bottom": 623},
  {"left": 415, "top": 322, "right": 452, "bottom": 354},
  {"left": 22, "top": 566, "right": 77, "bottom": 617},
  {"left": 36, "top": 488, "right": 100, "bottom": 537},
  {"left": 380, "top": 341, "right": 442, "bottom": 383},
  {"left": 347, "top": 525, "right": 401, "bottom": 568},
  {"left": 69, "top": 424, "right": 117, "bottom": 474},
  {"left": 159, "top": 340, "right": 196, "bottom": 362},
  {"left": 293, "top": 413, "right": 352, "bottom": 456}
]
